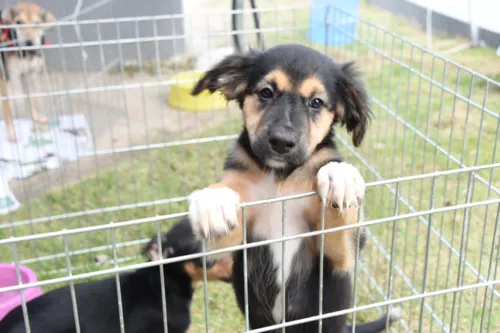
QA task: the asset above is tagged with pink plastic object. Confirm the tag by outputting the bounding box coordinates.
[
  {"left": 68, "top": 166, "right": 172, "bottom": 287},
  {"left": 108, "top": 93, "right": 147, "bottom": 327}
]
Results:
[{"left": 0, "top": 263, "right": 43, "bottom": 322}]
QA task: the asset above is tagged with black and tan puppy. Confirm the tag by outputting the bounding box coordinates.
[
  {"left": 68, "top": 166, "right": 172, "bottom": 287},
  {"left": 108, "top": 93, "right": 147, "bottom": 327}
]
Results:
[
  {"left": 188, "top": 44, "right": 401, "bottom": 332},
  {"left": 0, "top": 218, "right": 233, "bottom": 333}
]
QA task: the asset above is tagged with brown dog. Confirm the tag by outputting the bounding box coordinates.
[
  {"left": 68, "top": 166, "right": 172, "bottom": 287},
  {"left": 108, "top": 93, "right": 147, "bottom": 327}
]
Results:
[{"left": 0, "top": 2, "right": 54, "bottom": 142}]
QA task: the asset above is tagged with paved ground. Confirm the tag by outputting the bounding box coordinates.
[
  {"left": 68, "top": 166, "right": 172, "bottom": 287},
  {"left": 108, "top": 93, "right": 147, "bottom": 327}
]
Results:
[
  {"left": 1, "top": 0, "right": 274, "bottom": 203},
  {"left": 5, "top": 66, "right": 240, "bottom": 202}
]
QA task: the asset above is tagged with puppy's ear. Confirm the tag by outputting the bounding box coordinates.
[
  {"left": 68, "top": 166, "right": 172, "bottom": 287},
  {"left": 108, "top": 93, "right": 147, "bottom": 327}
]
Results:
[
  {"left": 336, "top": 62, "right": 372, "bottom": 147},
  {"left": 143, "top": 233, "right": 170, "bottom": 261},
  {"left": 191, "top": 53, "right": 254, "bottom": 100},
  {"left": 1, "top": 7, "right": 17, "bottom": 24},
  {"left": 41, "top": 10, "right": 55, "bottom": 29}
]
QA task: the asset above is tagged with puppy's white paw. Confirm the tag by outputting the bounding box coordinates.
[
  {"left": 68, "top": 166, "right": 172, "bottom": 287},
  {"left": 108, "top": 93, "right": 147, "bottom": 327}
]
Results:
[
  {"left": 316, "top": 162, "right": 365, "bottom": 210},
  {"left": 188, "top": 187, "right": 240, "bottom": 240}
]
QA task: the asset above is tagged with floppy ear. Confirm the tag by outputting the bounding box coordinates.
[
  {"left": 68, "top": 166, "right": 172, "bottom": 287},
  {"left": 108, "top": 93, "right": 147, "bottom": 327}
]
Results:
[
  {"left": 336, "top": 62, "right": 372, "bottom": 147},
  {"left": 1, "top": 7, "right": 17, "bottom": 24},
  {"left": 143, "top": 233, "right": 170, "bottom": 261},
  {"left": 191, "top": 53, "right": 254, "bottom": 100},
  {"left": 41, "top": 10, "right": 55, "bottom": 29}
]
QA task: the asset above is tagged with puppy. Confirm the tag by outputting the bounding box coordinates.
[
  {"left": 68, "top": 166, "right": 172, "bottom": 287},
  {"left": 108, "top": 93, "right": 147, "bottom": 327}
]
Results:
[
  {"left": 188, "top": 44, "right": 401, "bottom": 332},
  {"left": 0, "top": 2, "right": 54, "bottom": 142},
  {"left": 0, "top": 218, "right": 233, "bottom": 333}
]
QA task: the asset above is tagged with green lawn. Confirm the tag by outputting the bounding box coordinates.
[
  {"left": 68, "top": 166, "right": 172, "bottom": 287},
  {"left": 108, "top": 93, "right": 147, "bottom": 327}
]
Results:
[{"left": 1, "top": 1, "right": 500, "bottom": 332}]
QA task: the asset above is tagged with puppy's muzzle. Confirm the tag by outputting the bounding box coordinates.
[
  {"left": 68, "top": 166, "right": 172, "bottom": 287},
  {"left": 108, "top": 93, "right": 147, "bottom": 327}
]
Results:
[
  {"left": 268, "top": 129, "right": 297, "bottom": 154},
  {"left": 23, "top": 40, "right": 42, "bottom": 56}
]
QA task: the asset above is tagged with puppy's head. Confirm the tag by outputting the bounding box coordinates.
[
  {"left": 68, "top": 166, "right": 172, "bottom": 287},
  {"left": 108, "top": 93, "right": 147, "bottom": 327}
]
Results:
[
  {"left": 2, "top": 3, "right": 54, "bottom": 52},
  {"left": 192, "top": 44, "right": 371, "bottom": 170},
  {"left": 143, "top": 219, "right": 233, "bottom": 283}
]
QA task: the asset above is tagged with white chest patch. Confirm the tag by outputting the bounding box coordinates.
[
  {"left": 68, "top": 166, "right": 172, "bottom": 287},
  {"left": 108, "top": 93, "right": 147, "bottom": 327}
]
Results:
[
  {"left": 6, "top": 55, "right": 45, "bottom": 95},
  {"left": 250, "top": 174, "right": 310, "bottom": 323}
]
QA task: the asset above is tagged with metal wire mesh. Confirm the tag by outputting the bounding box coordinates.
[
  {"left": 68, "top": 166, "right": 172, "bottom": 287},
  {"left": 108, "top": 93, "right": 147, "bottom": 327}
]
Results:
[{"left": 0, "top": 2, "right": 499, "bottom": 333}]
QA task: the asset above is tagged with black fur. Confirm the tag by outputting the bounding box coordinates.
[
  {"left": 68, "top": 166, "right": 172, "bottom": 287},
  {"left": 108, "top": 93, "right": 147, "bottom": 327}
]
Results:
[
  {"left": 0, "top": 218, "right": 230, "bottom": 333},
  {"left": 231, "top": 232, "right": 378, "bottom": 333},
  {"left": 232, "top": 238, "right": 353, "bottom": 332}
]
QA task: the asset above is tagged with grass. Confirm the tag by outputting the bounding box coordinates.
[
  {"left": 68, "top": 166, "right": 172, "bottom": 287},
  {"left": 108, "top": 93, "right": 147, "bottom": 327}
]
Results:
[{"left": 1, "top": 0, "right": 500, "bottom": 332}]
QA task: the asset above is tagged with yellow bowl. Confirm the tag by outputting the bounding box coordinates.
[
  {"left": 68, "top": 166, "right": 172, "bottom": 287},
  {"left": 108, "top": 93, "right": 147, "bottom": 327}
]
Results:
[{"left": 167, "top": 71, "right": 228, "bottom": 111}]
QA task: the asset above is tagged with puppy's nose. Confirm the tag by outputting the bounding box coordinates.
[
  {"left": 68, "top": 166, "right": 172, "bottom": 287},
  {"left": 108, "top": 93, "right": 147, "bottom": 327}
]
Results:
[
  {"left": 269, "top": 132, "right": 296, "bottom": 154},
  {"left": 25, "top": 40, "right": 34, "bottom": 47}
]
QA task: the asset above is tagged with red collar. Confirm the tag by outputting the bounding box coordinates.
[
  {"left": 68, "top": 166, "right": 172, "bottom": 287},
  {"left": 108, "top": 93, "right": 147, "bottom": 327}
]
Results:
[{"left": 0, "top": 26, "right": 14, "bottom": 47}]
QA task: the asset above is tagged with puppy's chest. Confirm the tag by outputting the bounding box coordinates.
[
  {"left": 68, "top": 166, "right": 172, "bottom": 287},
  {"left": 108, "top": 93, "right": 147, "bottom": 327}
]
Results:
[
  {"left": 6, "top": 55, "right": 45, "bottom": 77},
  {"left": 249, "top": 174, "right": 311, "bottom": 283}
]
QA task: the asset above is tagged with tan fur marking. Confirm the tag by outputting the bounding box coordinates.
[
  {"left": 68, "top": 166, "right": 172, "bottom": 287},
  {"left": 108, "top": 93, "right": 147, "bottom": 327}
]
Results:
[
  {"left": 306, "top": 148, "right": 359, "bottom": 271},
  {"left": 305, "top": 203, "right": 358, "bottom": 272},
  {"left": 183, "top": 260, "right": 233, "bottom": 282},
  {"left": 296, "top": 75, "right": 334, "bottom": 155},
  {"left": 279, "top": 147, "right": 357, "bottom": 272},
  {"left": 219, "top": 82, "right": 247, "bottom": 99},
  {"left": 209, "top": 260, "right": 233, "bottom": 281},
  {"left": 0, "top": 78, "right": 15, "bottom": 141},
  {"left": 234, "top": 82, "right": 247, "bottom": 95},
  {"left": 264, "top": 68, "right": 292, "bottom": 92},
  {"left": 298, "top": 76, "right": 326, "bottom": 98},
  {"left": 277, "top": 149, "right": 337, "bottom": 189},
  {"left": 336, "top": 102, "right": 346, "bottom": 119},
  {"left": 295, "top": 148, "right": 339, "bottom": 179},
  {"left": 204, "top": 168, "right": 265, "bottom": 253},
  {"left": 243, "top": 95, "right": 262, "bottom": 141},
  {"left": 230, "top": 58, "right": 244, "bottom": 67},
  {"left": 308, "top": 109, "right": 334, "bottom": 154}
]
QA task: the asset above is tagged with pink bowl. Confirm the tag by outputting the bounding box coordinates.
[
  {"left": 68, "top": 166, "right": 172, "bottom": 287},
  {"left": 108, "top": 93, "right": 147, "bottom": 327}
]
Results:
[{"left": 0, "top": 263, "right": 43, "bottom": 322}]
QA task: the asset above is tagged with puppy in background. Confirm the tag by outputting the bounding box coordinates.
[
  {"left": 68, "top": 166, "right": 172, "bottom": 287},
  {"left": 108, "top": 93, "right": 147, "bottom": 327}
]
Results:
[
  {"left": 0, "top": 2, "right": 54, "bottom": 142},
  {"left": 0, "top": 218, "right": 233, "bottom": 333},
  {"left": 143, "top": 217, "right": 233, "bottom": 284}
]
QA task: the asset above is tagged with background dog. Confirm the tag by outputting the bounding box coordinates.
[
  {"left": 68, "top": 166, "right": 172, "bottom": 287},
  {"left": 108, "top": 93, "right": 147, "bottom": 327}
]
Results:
[
  {"left": 188, "top": 44, "right": 401, "bottom": 332},
  {"left": 0, "top": 218, "right": 233, "bottom": 333},
  {"left": 0, "top": 2, "right": 54, "bottom": 142}
]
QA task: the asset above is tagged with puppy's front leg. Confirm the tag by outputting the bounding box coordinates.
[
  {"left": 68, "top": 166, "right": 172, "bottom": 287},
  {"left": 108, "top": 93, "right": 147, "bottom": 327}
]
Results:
[
  {"left": 29, "top": 95, "right": 47, "bottom": 124},
  {"left": 188, "top": 171, "right": 253, "bottom": 254},
  {"left": 0, "top": 78, "right": 16, "bottom": 142},
  {"left": 23, "top": 75, "right": 47, "bottom": 125},
  {"left": 314, "top": 162, "right": 365, "bottom": 271}
]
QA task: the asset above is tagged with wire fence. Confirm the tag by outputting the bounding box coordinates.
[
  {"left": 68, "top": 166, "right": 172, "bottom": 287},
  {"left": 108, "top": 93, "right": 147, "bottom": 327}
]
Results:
[{"left": 0, "top": 2, "right": 499, "bottom": 333}]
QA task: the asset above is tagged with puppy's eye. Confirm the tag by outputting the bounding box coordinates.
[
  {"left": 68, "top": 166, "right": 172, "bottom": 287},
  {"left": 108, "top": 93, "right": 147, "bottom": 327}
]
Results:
[
  {"left": 309, "top": 98, "right": 324, "bottom": 109},
  {"left": 258, "top": 87, "right": 273, "bottom": 100}
]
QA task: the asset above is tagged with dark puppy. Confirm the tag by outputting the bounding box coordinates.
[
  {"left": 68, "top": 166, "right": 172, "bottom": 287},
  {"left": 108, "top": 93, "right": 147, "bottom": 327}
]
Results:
[
  {"left": 187, "top": 44, "right": 401, "bottom": 332},
  {"left": 0, "top": 218, "right": 233, "bottom": 333}
]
